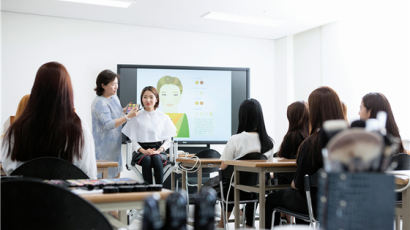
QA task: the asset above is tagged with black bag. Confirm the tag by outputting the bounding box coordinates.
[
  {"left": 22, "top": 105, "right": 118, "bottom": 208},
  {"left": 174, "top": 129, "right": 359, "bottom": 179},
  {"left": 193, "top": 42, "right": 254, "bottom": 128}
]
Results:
[{"left": 318, "top": 172, "right": 395, "bottom": 230}]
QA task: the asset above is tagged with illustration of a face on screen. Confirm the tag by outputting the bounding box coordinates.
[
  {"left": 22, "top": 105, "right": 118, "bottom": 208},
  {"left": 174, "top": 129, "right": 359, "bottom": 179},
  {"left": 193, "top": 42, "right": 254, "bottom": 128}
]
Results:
[
  {"left": 157, "top": 76, "right": 190, "bottom": 138},
  {"left": 159, "top": 83, "right": 182, "bottom": 113}
]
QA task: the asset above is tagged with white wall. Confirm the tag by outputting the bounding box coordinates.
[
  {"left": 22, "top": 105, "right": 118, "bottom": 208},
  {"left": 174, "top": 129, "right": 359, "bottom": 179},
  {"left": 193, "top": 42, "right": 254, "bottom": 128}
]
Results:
[
  {"left": 273, "top": 1, "right": 410, "bottom": 145},
  {"left": 1, "top": 12, "right": 276, "bottom": 141}
]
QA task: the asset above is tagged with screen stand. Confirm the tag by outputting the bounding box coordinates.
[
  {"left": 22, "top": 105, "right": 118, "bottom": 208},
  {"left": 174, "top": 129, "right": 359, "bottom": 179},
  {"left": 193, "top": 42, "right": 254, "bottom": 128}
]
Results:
[{"left": 177, "top": 144, "right": 210, "bottom": 155}]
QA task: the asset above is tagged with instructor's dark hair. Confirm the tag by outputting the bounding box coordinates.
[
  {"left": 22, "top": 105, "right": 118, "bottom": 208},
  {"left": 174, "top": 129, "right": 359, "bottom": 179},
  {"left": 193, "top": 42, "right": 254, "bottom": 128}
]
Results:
[{"left": 95, "top": 70, "right": 118, "bottom": 96}]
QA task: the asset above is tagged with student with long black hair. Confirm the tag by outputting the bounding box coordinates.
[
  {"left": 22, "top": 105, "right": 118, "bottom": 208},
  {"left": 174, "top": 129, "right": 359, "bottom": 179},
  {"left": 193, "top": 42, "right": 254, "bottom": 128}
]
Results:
[
  {"left": 217, "top": 98, "right": 274, "bottom": 228},
  {"left": 265, "top": 86, "right": 345, "bottom": 228}
]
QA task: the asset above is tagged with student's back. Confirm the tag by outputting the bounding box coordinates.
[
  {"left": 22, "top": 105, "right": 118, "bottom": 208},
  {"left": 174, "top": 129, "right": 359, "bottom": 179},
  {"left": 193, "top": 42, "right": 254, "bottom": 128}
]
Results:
[
  {"left": 1, "top": 62, "right": 97, "bottom": 179},
  {"left": 275, "top": 101, "right": 309, "bottom": 184}
]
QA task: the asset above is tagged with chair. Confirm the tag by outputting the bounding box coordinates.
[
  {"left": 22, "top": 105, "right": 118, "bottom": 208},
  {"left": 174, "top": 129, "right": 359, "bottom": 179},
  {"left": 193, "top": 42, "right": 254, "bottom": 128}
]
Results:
[
  {"left": 11, "top": 156, "right": 89, "bottom": 179},
  {"left": 317, "top": 172, "right": 395, "bottom": 230},
  {"left": 272, "top": 174, "right": 319, "bottom": 228},
  {"left": 125, "top": 140, "right": 174, "bottom": 184},
  {"left": 219, "top": 152, "right": 267, "bottom": 228},
  {"left": 186, "top": 148, "right": 221, "bottom": 193},
  {"left": 391, "top": 153, "right": 410, "bottom": 230},
  {"left": 1, "top": 177, "right": 112, "bottom": 230},
  {"left": 391, "top": 153, "right": 410, "bottom": 171}
]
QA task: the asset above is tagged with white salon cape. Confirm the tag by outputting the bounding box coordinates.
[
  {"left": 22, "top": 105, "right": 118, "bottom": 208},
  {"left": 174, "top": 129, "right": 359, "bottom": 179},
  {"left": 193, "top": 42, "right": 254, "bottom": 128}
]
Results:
[{"left": 122, "top": 110, "right": 177, "bottom": 152}]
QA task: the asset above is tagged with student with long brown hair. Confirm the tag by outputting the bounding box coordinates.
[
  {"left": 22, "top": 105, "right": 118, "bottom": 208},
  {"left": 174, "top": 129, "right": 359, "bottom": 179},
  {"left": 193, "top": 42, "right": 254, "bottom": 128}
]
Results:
[
  {"left": 359, "top": 92, "right": 404, "bottom": 153},
  {"left": 1, "top": 62, "right": 97, "bottom": 178},
  {"left": 278, "top": 101, "right": 309, "bottom": 159},
  {"left": 265, "top": 86, "right": 345, "bottom": 228},
  {"left": 275, "top": 101, "right": 309, "bottom": 185}
]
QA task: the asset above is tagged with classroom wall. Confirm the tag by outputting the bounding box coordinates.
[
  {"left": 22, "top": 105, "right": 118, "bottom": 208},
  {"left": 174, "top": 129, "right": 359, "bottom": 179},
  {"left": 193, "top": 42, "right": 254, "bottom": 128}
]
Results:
[
  {"left": 273, "top": 1, "right": 410, "bottom": 146},
  {"left": 1, "top": 12, "right": 276, "bottom": 143}
]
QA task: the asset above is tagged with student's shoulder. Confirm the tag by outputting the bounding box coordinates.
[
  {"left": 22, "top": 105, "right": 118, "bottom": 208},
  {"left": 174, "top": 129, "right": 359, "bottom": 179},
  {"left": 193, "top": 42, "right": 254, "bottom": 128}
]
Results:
[{"left": 229, "top": 131, "right": 251, "bottom": 142}]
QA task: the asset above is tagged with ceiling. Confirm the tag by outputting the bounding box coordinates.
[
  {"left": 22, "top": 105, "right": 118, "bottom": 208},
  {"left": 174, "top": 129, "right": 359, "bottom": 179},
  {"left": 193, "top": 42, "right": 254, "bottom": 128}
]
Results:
[{"left": 1, "top": 0, "right": 346, "bottom": 39}]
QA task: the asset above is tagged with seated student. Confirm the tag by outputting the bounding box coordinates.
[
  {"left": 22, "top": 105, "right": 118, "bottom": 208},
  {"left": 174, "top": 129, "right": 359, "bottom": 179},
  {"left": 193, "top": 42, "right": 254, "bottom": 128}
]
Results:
[
  {"left": 265, "top": 86, "right": 345, "bottom": 228},
  {"left": 359, "top": 92, "right": 405, "bottom": 153},
  {"left": 122, "top": 86, "right": 176, "bottom": 184},
  {"left": 1, "top": 62, "right": 97, "bottom": 179},
  {"left": 218, "top": 98, "right": 274, "bottom": 228},
  {"left": 275, "top": 101, "right": 309, "bottom": 185},
  {"left": 1, "top": 94, "right": 30, "bottom": 137}
]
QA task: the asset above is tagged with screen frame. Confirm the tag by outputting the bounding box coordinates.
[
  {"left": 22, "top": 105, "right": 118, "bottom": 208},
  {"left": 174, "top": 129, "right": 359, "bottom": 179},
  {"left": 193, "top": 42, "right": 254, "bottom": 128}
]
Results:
[{"left": 117, "top": 64, "right": 250, "bottom": 144}]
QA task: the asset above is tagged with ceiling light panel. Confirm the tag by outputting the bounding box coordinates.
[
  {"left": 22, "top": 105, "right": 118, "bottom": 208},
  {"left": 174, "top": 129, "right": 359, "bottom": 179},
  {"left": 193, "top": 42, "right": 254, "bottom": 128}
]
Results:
[
  {"left": 59, "top": 0, "right": 135, "bottom": 8},
  {"left": 202, "top": 11, "right": 282, "bottom": 27}
]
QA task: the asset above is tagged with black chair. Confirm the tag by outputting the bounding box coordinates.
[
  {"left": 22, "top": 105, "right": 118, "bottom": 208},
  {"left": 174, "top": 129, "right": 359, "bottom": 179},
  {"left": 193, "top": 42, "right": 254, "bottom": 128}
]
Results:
[
  {"left": 391, "top": 153, "right": 410, "bottom": 170},
  {"left": 219, "top": 152, "right": 267, "bottom": 228},
  {"left": 391, "top": 153, "right": 410, "bottom": 229},
  {"left": 317, "top": 172, "right": 394, "bottom": 230},
  {"left": 11, "top": 156, "right": 89, "bottom": 179},
  {"left": 272, "top": 173, "right": 319, "bottom": 228},
  {"left": 186, "top": 149, "right": 221, "bottom": 193},
  {"left": 1, "top": 178, "right": 112, "bottom": 230}
]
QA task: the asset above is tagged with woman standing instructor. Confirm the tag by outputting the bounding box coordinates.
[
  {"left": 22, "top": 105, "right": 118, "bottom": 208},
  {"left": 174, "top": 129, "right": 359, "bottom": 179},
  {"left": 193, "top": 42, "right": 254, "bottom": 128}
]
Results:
[{"left": 91, "top": 70, "right": 138, "bottom": 178}]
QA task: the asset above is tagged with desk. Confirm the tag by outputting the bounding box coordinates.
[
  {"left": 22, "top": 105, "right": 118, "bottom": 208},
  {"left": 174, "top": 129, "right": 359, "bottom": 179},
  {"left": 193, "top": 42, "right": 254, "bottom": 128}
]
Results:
[
  {"left": 80, "top": 189, "right": 172, "bottom": 228},
  {"left": 0, "top": 161, "right": 118, "bottom": 178},
  {"left": 224, "top": 158, "right": 297, "bottom": 229},
  {"left": 389, "top": 170, "right": 410, "bottom": 230},
  {"left": 174, "top": 158, "right": 221, "bottom": 192},
  {"left": 97, "top": 160, "right": 119, "bottom": 179}
]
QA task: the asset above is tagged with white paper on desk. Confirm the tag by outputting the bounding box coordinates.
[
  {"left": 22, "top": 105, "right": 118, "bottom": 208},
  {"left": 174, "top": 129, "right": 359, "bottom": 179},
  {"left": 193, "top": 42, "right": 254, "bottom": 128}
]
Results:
[{"left": 71, "top": 188, "right": 103, "bottom": 195}]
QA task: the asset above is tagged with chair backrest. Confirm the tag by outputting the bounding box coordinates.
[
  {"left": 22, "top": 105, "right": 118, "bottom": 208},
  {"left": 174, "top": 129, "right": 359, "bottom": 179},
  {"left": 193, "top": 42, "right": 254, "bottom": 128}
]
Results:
[
  {"left": 304, "top": 173, "right": 319, "bottom": 223},
  {"left": 221, "top": 152, "right": 267, "bottom": 186},
  {"left": 196, "top": 149, "right": 221, "bottom": 174},
  {"left": 1, "top": 178, "right": 112, "bottom": 230},
  {"left": 390, "top": 153, "right": 410, "bottom": 170},
  {"left": 317, "top": 172, "right": 395, "bottom": 230},
  {"left": 11, "top": 157, "right": 89, "bottom": 179},
  {"left": 196, "top": 149, "right": 221, "bottom": 158}
]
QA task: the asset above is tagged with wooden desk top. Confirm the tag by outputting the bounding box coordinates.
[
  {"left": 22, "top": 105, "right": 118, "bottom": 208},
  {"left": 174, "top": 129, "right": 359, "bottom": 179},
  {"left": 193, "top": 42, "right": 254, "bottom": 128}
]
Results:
[
  {"left": 396, "top": 175, "right": 409, "bottom": 186},
  {"left": 80, "top": 189, "right": 173, "bottom": 204},
  {"left": 388, "top": 170, "right": 410, "bottom": 186},
  {"left": 0, "top": 163, "right": 4, "bottom": 176},
  {"left": 96, "top": 160, "right": 119, "bottom": 168},
  {"left": 176, "top": 158, "right": 222, "bottom": 164},
  {"left": 224, "top": 158, "right": 297, "bottom": 167}
]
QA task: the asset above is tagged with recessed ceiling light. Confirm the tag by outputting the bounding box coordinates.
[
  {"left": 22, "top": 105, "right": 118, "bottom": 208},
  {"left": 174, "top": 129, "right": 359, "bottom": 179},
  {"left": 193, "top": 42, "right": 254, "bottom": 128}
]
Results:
[
  {"left": 59, "top": 0, "right": 135, "bottom": 8},
  {"left": 202, "top": 12, "right": 282, "bottom": 27}
]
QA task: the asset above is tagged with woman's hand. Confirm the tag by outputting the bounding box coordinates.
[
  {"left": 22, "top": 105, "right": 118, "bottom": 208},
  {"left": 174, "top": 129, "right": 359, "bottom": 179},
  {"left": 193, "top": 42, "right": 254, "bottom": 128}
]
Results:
[
  {"left": 151, "top": 149, "right": 161, "bottom": 155},
  {"left": 127, "top": 107, "right": 139, "bottom": 119},
  {"left": 291, "top": 180, "right": 297, "bottom": 190},
  {"left": 140, "top": 148, "right": 156, "bottom": 155}
]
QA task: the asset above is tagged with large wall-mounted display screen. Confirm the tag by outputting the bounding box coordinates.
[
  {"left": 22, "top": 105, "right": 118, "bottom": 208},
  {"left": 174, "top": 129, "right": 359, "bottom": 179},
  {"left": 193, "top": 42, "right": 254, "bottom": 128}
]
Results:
[{"left": 118, "top": 65, "right": 249, "bottom": 144}]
